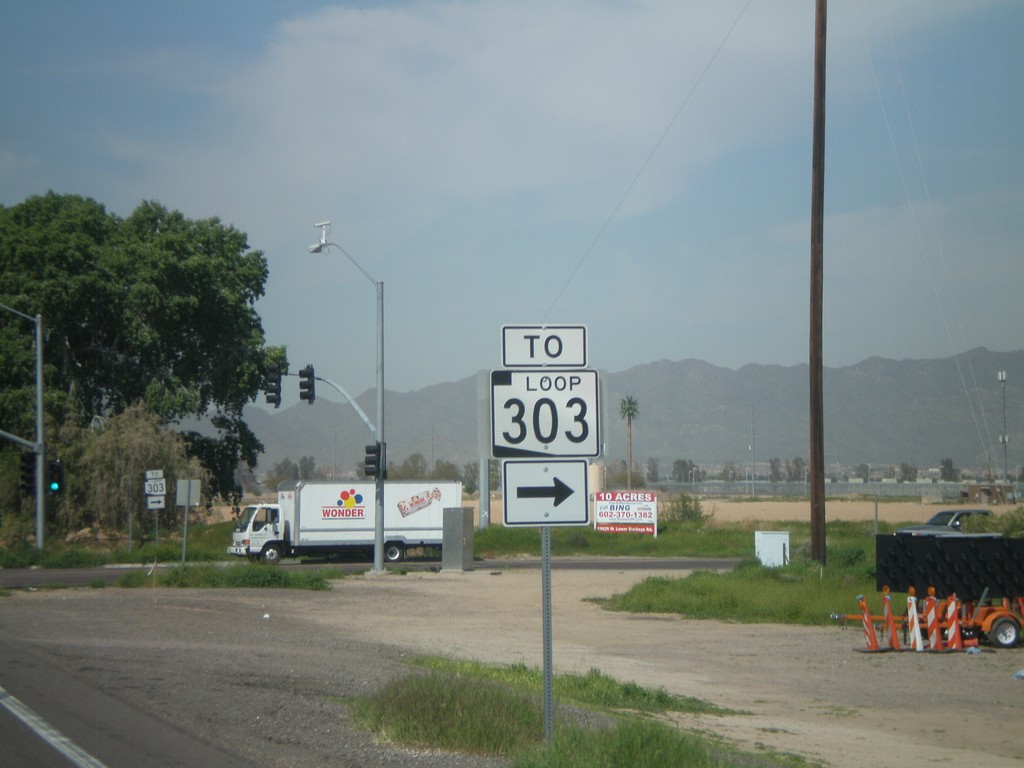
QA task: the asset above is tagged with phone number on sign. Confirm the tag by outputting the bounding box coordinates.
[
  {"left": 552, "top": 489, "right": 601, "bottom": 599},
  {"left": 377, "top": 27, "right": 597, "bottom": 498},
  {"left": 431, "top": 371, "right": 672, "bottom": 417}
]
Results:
[{"left": 595, "top": 509, "right": 654, "bottom": 521}]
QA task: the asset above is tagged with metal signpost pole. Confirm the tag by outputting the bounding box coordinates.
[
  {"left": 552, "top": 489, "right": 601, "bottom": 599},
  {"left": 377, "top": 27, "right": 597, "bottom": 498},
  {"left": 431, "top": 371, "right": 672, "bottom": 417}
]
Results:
[
  {"left": 541, "top": 526, "right": 554, "bottom": 743},
  {"left": 181, "top": 479, "right": 191, "bottom": 564}
]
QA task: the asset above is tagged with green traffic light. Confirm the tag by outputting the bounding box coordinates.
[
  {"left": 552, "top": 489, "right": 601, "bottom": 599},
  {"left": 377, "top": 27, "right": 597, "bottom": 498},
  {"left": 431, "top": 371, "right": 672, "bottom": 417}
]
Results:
[{"left": 47, "top": 460, "right": 64, "bottom": 494}]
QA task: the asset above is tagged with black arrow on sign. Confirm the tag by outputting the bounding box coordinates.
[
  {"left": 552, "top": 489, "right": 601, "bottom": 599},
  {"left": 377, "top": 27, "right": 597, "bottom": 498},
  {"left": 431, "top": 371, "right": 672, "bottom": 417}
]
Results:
[{"left": 517, "top": 477, "right": 574, "bottom": 507}]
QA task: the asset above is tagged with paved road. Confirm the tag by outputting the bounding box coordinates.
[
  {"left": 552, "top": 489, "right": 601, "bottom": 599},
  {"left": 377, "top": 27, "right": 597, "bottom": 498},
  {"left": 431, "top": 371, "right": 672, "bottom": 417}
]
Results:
[
  {"left": 0, "top": 638, "right": 255, "bottom": 768},
  {"left": 0, "top": 556, "right": 739, "bottom": 589}
]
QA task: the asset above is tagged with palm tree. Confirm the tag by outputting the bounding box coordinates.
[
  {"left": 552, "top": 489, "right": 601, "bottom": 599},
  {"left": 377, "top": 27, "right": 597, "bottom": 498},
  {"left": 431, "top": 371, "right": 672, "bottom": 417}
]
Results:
[{"left": 619, "top": 395, "right": 639, "bottom": 489}]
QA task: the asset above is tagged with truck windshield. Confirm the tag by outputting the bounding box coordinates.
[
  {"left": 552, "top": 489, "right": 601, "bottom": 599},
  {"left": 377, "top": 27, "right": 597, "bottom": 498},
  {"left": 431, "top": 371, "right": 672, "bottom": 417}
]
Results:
[
  {"left": 925, "top": 511, "right": 956, "bottom": 526},
  {"left": 234, "top": 506, "right": 258, "bottom": 532}
]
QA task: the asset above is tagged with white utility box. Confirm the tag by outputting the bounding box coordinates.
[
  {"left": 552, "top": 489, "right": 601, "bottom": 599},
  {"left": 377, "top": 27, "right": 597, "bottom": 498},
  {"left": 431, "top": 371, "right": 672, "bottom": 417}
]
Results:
[{"left": 754, "top": 531, "right": 790, "bottom": 567}]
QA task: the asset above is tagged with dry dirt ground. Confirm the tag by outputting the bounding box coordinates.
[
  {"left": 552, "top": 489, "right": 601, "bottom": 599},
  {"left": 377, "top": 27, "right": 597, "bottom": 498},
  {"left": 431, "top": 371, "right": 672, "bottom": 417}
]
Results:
[{"left": 7, "top": 499, "right": 1023, "bottom": 767}]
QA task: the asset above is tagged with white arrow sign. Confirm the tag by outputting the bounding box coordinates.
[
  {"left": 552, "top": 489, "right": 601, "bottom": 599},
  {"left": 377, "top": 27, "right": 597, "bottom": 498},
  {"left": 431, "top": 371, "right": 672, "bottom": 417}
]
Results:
[{"left": 503, "top": 459, "right": 590, "bottom": 527}]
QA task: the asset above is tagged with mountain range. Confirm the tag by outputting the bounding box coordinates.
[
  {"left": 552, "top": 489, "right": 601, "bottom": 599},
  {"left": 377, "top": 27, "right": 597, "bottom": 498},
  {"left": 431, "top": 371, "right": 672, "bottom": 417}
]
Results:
[{"left": 242, "top": 348, "right": 1022, "bottom": 478}]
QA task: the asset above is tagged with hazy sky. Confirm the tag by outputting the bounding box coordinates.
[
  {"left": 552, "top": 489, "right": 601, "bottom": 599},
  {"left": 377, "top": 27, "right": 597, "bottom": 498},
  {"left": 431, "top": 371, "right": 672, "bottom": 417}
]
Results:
[{"left": 2, "top": 1, "right": 1021, "bottom": 404}]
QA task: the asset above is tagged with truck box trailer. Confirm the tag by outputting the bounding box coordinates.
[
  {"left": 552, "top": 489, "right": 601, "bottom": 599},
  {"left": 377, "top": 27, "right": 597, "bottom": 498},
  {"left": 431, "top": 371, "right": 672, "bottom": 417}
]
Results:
[{"left": 227, "top": 480, "right": 462, "bottom": 564}]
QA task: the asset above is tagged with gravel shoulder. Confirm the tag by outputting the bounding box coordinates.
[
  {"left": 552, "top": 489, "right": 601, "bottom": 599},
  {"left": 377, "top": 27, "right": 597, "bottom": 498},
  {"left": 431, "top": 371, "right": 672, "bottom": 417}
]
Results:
[{"left": 2, "top": 562, "right": 1023, "bottom": 767}]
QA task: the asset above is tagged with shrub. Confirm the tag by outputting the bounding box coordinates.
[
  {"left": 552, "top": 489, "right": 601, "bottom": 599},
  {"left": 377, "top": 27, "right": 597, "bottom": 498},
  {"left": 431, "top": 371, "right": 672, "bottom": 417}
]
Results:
[{"left": 660, "top": 494, "right": 711, "bottom": 527}]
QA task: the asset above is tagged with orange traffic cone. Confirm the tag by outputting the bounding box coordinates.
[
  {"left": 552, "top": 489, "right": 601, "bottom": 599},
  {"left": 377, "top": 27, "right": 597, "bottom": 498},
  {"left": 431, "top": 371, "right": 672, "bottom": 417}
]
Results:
[
  {"left": 858, "top": 594, "right": 879, "bottom": 651},
  {"left": 925, "top": 587, "right": 944, "bottom": 651},
  {"left": 945, "top": 594, "right": 963, "bottom": 650},
  {"left": 882, "top": 588, "right": 900, "bottom": 650}
]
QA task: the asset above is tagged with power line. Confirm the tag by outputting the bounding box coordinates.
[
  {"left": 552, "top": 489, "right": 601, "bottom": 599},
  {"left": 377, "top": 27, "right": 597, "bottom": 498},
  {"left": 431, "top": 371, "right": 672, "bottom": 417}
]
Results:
[{"left": 542, "top": 0, "right": 754, "bottom": 320}]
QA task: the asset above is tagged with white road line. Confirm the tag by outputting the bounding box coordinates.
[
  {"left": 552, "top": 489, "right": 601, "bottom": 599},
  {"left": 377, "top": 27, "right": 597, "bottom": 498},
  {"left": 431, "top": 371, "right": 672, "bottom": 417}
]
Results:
[{"left": 0, "top": 684, "right": 108, "bottom": 768}]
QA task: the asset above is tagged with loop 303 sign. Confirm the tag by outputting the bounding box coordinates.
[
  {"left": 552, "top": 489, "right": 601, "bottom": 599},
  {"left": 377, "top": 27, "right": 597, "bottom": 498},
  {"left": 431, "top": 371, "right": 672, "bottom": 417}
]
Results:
[{"left": 490, "top": 369, "right": 600, "bottom": 458}]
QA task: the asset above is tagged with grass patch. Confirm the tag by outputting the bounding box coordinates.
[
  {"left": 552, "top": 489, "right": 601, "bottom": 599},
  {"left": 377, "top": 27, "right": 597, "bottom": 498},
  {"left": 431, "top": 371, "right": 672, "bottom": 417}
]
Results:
[
  {"left": 410, "top": 657, "right": 736, "bottom": 716},
  {"left": 596, "top": 556, "right": 876, "bottom": 625},
  {"left": 352, "top": 671, "right": 548, "bottom": 756},
  {"left": 351, "top": 660, "right": 802, "bottom": 768},
  {"left": 474, "top": 515, "right": 888, "bottom": 561},
  {"left": 511, "top": 718, "right": 794, "bottom": 768},
  {"left": 117, "top": 563, "right": 339, "bottom": 590}
]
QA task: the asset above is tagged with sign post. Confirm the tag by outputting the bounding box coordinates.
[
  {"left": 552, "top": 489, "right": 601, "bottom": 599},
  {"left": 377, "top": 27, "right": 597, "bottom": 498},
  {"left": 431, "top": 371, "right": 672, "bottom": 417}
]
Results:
[{"left": 491, "top": 324, "right": 599, "bottom": 743}]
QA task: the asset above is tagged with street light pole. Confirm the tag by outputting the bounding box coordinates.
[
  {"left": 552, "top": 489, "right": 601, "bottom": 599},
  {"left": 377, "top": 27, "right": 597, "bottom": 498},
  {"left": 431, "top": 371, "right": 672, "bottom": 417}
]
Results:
[
  {"left": 309, "top": 222, "right": 386, "bottom": 573},
  {"left": 0, "top": 303, "right": 45, "bottom": 550},
  {"left": 998, "top": 371, "right": 1008, "bottom": 483}
]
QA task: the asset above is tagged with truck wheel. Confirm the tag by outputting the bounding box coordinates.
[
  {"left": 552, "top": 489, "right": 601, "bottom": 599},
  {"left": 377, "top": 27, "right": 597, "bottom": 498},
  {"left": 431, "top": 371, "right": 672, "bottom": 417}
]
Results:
[
  {"left": 384, "top": 543, "right": 405, "bottom": 563},
  {"left": 261, "top": 544, "right": 282, "bottom": 565},
  {"left": 989, "top": 617, "right": 1020, "bottom": 648}
]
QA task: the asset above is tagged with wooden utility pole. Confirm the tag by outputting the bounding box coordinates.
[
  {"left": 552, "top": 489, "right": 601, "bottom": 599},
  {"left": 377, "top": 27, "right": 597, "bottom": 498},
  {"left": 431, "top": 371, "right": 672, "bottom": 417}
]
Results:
[{"left": 809, "top": 0, "right": 827, "bottom": 564}]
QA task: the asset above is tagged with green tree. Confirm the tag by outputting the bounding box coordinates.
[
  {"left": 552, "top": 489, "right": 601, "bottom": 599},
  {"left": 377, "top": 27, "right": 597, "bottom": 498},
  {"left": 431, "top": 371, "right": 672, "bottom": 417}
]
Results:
[
  {"left": 671, "top": 459, "right": 701, "bottom": 484},
  {"left": 768, "top": 458, "right": 783, "bottom": 483},
  {"left": 430, "top": 459, "right": 461, "bottom": 481},
  {"left": 646, "top": 456, "right": 659, "bottom": 482},
  {"left": 387, "top": 452, "right": 429, "bottom": 480},
  {"left": 0, "top": 192, "right": 282, "bottom": 507},
  {"left": 940, "top": 458, "right": 959, "bottom": 482},
  {"left": 785, "top": 457, "right": 807, "bottom": 483},
  {"left": 298, "top": 456, "right": 317, "bottom": 481},
  {"left": 70, "top": 402, "right": 208, "bottom": 535},
  {"left": 619, "top": 395, "right": 639, "bottom": 490},
  {"left": 264, "top": 458, "right": 299, "bottom": 491},
  {"left": 461, "top": 462, "right": 478, "bottom": 494},
  {"left": 721, "top": 461, "right": 740, "bottom": 482}
]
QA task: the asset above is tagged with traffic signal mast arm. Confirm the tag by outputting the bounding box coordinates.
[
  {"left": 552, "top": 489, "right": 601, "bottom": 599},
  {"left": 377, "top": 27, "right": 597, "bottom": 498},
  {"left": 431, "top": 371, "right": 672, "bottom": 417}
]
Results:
[{"left": 263, "top": 365, "right": 376, "bottom": 435}]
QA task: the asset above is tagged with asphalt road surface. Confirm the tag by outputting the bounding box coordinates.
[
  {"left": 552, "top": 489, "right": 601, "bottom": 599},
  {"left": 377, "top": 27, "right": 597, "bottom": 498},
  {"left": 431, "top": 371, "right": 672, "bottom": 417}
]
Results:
[
  {"left": 3, "top": 559, "right": 1020, "bottom": 767},
  {"left": 1, "top": 639, "right": 254, "bottom": 768}
]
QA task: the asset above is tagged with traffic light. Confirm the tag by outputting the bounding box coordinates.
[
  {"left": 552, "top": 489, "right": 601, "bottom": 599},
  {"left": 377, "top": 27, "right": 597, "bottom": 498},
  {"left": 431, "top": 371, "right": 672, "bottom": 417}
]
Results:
[
  {"left": 364, "top": 441, "right": 386, "bottom": 478},
  {"left": 47, "top": 460, "right": 64, "bottom": 494},
  {"left": 265, "top": 362, "right": 282, "bottom": 408},
  {"left": 298, "top": 365, "right": 315, "bottom": 404},
  {"left": 20, "top": 452, "right": 35, "bottom": 496}
]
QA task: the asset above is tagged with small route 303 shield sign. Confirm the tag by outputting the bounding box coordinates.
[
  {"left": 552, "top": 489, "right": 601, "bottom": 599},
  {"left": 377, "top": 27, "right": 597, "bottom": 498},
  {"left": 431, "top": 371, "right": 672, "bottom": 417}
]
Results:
[{"left": 490, "top": 369, "right": 599, "bottom": 458}]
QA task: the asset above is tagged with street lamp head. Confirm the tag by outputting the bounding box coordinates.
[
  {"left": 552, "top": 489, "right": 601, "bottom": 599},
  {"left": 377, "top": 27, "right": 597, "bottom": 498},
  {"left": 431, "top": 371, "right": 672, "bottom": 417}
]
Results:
[{"left": 308, "top": 243, "right": 324, "bottom": 254}]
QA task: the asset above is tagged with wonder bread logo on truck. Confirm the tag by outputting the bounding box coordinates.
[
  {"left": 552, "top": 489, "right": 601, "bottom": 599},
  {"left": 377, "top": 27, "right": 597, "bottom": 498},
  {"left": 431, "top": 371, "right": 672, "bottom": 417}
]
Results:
[{"left": 322, "top": 488, "right": 366, "bottom": 520}]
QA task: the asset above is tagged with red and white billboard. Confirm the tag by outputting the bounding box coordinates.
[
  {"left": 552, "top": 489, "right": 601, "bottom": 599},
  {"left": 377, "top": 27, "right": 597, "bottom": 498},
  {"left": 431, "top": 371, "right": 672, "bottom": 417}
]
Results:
[{"left": 593, "top": 491, "right": 657, "bottom": 537}]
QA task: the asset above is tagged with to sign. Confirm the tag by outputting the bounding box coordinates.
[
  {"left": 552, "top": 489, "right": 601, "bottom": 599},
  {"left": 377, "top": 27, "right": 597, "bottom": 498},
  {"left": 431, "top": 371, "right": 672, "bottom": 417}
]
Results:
[
  {"left": 144, "top": 478, "right": 166, "bottom": 496},
  {"left": 502, "top": 325, "right": 587, "bottom": 368},
  {"left": 491, "top": 369, "right": 599, "bottom": 458}
]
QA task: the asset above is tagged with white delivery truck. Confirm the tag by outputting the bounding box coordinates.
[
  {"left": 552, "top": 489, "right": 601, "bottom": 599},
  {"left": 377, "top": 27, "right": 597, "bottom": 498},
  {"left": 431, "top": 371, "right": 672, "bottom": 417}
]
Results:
[{"left": 227, "top": 480, "right": 462, "bottom": 564}]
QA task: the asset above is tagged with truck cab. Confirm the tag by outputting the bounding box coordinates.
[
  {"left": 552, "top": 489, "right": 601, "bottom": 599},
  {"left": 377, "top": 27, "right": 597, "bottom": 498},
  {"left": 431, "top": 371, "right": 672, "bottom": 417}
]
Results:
[{"left": 227, "top": 503, "right": 283, "bottom": 563}]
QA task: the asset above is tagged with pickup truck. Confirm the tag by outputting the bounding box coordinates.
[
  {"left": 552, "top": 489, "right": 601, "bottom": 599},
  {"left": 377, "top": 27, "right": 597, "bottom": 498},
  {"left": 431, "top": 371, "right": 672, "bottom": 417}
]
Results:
[{"left": 894, "top": 508, "right": 991, "bottom": 536}]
